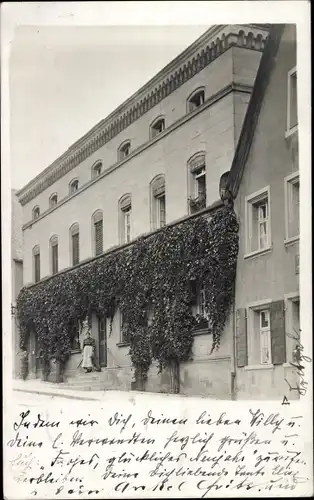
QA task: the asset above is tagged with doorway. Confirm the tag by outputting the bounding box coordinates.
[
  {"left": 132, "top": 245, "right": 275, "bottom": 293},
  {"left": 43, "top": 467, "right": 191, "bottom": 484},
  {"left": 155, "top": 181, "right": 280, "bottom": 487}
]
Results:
[{"left": 98, "top": 316, "right": 107, "bottom": 367}]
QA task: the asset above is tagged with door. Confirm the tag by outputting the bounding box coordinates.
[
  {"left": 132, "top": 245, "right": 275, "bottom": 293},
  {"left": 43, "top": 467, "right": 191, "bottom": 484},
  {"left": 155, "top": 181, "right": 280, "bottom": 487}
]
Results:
[{"left": 98, "top": 316, "right": 107, "bottom": 367}]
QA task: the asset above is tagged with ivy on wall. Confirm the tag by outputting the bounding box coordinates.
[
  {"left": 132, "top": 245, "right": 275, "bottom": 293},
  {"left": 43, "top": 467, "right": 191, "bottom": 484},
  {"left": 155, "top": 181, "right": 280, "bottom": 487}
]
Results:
[{"left": 17, "top": 206, "right": 239, "bottom": 386}]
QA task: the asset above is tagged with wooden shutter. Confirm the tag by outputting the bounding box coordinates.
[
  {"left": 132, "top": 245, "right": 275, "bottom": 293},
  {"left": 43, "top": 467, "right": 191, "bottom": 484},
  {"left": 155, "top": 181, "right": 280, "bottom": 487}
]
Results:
[
  {"left": 95, "top": 220, "right": 103, "bottom": 256},
  {"left": 270, "top": 300, "right": 286, "bottom": 365},
  {"left": 72, "top": 233, "right": 79, "bottom": 265},
  {"left": 52, "top": 244, "right": 58, "bottom": 274},
  {"left": 34, "top": 253, "right": 40, "bottom": 283},
  {"left": 236, "top": 308, "right": 247, "bottom": 367}
]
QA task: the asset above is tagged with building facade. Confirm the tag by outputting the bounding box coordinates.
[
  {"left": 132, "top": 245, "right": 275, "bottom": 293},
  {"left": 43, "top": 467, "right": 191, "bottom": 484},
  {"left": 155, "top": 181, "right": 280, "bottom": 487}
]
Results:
[
  {"left": 228, "top": 24, "right": 299, "bottom": 400},
  {"left": 11, "top": 190, "right": 23, "bottom": 378},
  {"left": 16, "top": 24, "right": 269, "bottom": 397}
]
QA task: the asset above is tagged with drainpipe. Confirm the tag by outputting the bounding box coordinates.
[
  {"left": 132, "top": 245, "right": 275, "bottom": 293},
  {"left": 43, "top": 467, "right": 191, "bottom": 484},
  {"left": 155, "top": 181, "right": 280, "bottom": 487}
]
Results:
[{"left": 230, "top": 280, "right": 236, "bottom": 401}]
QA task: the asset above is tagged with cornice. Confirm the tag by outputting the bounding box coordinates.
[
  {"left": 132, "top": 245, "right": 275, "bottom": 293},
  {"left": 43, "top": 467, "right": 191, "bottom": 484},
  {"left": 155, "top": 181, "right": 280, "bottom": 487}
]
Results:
[{"left": 17, "top": 25, "right": 269, "bottom": 206}]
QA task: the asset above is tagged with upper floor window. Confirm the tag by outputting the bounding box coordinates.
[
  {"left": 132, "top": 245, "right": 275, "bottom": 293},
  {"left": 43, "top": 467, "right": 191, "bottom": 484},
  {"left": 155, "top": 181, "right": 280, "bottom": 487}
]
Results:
[
  {"left": 119, "top": 195, "right": 132, "bottom": 244},
  {"left": 191, "top": 281, "right": 208, "bottom": 330},
  {"left": 91, "top": 161, "right": 102, "bottom": 179},
  {"left": 92, "top": 210, "right": 103, "bottom": 256},
  {"left": 245, "top": 186, "right": 271, "bottom": 255},
  {"left": 49, "top": 193, "right": 58, "bottom": 208},
  {"left": 150, "top": 175, "right": 166, "bottom": 230},
  {"left": 284, "top": 172, "right": 299, "bottom": 243},
  {"left": 70, "top": 223, "right": 80, "bottom": 266},
  {"left": 50, "top": 235, "right": 58, "bottom": 275},
  {"left": 118, "top": 141, "right": 131, "bottom": 161},
  {"left": 69, "top": 179, "right": 79, "bottom": 195},
  {"left": 187, "top": 88, "right": 205, "bottom": 113},
  {"left": 33, "top": 245, "right": 40, "bottom": 283},
  {"left": 188, "top": 152, "right": 207, "bottom": 214},
  {"left": 150, "top": 117, "right": 165, "bottom": 139},
  {"left": 32, "top": 206, "right": 40, "bottom": 220},
  {"left": 286, "top": 67, "right": 298, "bottom": 136}
]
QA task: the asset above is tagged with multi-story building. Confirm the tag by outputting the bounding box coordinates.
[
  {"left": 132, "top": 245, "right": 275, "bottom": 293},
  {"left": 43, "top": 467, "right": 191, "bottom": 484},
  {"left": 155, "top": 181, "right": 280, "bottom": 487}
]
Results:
[
  {"left": 16, "top": 24, "right": 269, "bottom": 397},
  {"left": 11, "top": 189, "right": 23, "bottom": 378},
  {"left": 227, "top": 23, "right": 300, "bottom": 399}
]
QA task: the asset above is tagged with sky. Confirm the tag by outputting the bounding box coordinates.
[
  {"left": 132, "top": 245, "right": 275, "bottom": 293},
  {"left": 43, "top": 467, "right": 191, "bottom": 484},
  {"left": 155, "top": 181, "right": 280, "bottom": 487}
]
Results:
[{"left": 9, "top": 25, "right": 209, "bottom": 190}]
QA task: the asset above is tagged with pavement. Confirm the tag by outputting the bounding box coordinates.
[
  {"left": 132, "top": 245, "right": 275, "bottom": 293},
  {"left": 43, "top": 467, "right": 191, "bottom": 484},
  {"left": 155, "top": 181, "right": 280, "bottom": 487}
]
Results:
[{"left": 11, "top": 378, "right": 106, "bottom": 401}]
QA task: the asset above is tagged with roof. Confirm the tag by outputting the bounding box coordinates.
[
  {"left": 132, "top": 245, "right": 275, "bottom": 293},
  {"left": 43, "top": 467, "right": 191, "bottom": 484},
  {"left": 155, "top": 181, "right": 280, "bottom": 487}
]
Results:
[{"left": 226, "top": 24, "right": 284, "bottom": 197}]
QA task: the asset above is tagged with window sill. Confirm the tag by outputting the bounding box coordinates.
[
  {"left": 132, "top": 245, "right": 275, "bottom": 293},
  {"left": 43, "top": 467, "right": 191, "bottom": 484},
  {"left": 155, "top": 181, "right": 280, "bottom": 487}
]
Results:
[
  {"left": 71, "top": 349, "right": 81, "bottom": 354},
  {"left": 284, "top": 236, "right": 299, "bottom": 247},
  {"left": 117, "top": 342, "right": 130, "bottom": 348},
  {"left": 244, "top": 246, "right": 272, "bottom": 260},
  {"left": 285, "top": 126, "right": 298, "bottom": 139},
  {"left": 244, "top": 364, "right": 274, "bottom": 371}
]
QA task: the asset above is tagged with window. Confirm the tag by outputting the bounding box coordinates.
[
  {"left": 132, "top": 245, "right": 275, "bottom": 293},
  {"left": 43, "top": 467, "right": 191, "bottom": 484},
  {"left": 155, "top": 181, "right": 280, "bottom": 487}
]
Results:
[
  {"left": 50, "top": 235, "right": 58, "bottom": 275},
  {"left": 150, "top": 175, "right": 166, "bottom": 230},
  {"left": 187, "top": 88, "right": 205, "bottom": 113},
  {"left": 92, "top": 161, "right": 102, "bottom": 179},
  {"left": 70, "top": 223, "right": 80, "bottom": 266},
  {"left": 118, "top": 141, "right": 131, "bottom": 161},
  {"left": 69, "top": 179, "right": 79, "bottom": 194},
  {"left": 285, "top": 172, "right": 299, "bottom": 242},
  {"left": 245, "top": 187, "right": 271, "bottom": 255},
  {"left": 33, "top": 245, "right": 40, "bottom": 283},
  {"left": 285, "top": 294, "right": 300, "bottom": 364},
  {"left": 119, "top": 195, "right": 132, "bottom": 244},
  {"left": 150, "top": 117, "right": 165, "bottom": 139},
  {"left": 92, "top": 210, "right": 103, "bottom": 256},
  {"left": 32, "top": 206, "right": 40, "bottom": 220},
  {"left": 286, "top": 67, "right": 298, "bottom": 136},
  {"left": 120, "top": 311, "right": 130, "bottom": 344},
  {"left": 191, "top": 282, "right": 208, "bottom": 330},
  {"left": 259, "top": 310, "right": 271, "bottom": 364},
  {"left": 188, "top": 153, "right": 207, "bottom": 214},
  {"left": 49, "top": 194, "right": 58, "bottom": 208},
  {"left": 69, "top": 319, "right": 80, "bottom": 351}
]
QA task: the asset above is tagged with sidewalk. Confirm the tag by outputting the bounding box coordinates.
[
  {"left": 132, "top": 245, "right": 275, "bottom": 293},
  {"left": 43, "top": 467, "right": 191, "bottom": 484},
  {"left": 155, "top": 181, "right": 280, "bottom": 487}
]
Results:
[{"left": 11, "top": 378, "right": 105, "bottom": 401}]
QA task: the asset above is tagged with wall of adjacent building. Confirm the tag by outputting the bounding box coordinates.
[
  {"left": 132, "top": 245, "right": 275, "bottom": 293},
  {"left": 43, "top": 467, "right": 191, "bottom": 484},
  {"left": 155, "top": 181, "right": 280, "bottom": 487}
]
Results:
[{"left": 233, "top": 24, "right": 299, "bottom": 400}]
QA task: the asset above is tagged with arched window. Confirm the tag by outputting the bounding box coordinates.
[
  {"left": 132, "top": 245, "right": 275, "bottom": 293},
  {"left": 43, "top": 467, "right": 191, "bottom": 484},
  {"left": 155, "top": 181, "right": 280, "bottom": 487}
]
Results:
[
  {"left": 187, "top": 87, "right": 205, "bottom": 113},
  {"left": 119, "top": 194, "right": 132, "bottom": 244},
  {"left": 49, "top": 193, "right": 58, "bottom": 208},
  {"left": 118, "top": 141, "right": 131, "bottom": 161},
  {"left": 187, "top": 152, "right": 207, "bottom": 214},
  {"left": 32, "top": 206, "right": 40, "bottom": 220},
  {"left": 150, "top": 116, "right": 165, "bottom": 139},
  {"left": 150, "top": 175, "right": 166, "bottom": 230},
  {"left": 92, "top": 210, "right": 103, "bottom": 256},
  {"left": 32, "top": 245, "right": 40, "bottom": 283},
  {"left": 70, "top": 223, "right": 80, "bottom": 266},
  {"left": 91, "top": 161, "right": 102, "bottom": 180},
  {"left": 50, "top": 235, "right": 58, "bottom": 275},
  {"left": 69, "top": 179, "right": 79, "bottom": 195}
]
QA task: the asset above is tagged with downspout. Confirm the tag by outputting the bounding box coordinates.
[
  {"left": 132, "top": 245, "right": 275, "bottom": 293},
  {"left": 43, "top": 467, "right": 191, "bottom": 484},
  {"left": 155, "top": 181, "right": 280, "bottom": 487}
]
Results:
[{"left": 230, "top": 279, "right": 237, "bottom": 401}]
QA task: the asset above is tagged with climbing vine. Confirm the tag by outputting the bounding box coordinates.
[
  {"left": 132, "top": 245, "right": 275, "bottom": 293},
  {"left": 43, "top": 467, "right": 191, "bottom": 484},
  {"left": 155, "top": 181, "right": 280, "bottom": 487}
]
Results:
[{"left": 17, "top": 206, "right": 239, "bottom": 385}]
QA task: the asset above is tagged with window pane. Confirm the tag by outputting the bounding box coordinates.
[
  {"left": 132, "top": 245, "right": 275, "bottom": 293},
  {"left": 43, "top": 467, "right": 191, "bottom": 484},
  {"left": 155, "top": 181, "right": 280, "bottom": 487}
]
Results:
[
  {"left": 158, "top": 195, "right": 166, "bottom": 228},
  {"left": 260, "top": 310, "right": 269, "bottom": 328},
  {"left": 260, "top": 329, "right": 271, "bottom": 364},
  {"left": 52, "top": 244, "right": 58, "bottom": 274},
  {"left": 34, "top": 254, "right": 40, "bottom": 282},
  {"left": 290, "top": 73, "right": 298, "bottom": 129}
]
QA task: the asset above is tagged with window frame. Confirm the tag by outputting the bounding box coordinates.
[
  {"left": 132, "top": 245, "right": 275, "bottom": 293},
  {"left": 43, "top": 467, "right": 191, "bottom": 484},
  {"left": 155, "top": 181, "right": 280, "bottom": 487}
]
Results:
[
  {"left": 187, "top": 87, "right": 205, "bottom": 113},
  {"left": 69, "top": 179, "right": 79, "bottom": 195},
  {"left": 284, "top": 171, "right": 300, "bottom": 245},
  {"left": 150, "top": 116, "right": 166, "bottom": 139},
  {"left": 284, "top": 292, "right": 300, "bottom": 365},
  {"left": 49, "top": 193, "right": 58, "bottom": 208},
  {"left": 150, "top": 174, "right": 166, "bottom": 230},
  {"left": 33, "top": 245, "right": 40, "bottom": 283},
  {"left": 70, "top": 223, "right": 80, "bottom": 266},
  {"left": 246, "top": 299, "right": 273, "bottom": 369},
  {"left": 119, "top": 195, "right": 132, "bottom": 244},
  {"left": 32, "top": 206, "right": 40, "bottom": 220},
  {"left": 92, "top": 210, "right": 104, "bottom": 256},
  {"left": 118, "top": 141, "right": 131, "bottom": 161},
  {"left": 245, "top": 186, "right": 271, "bottom": 258},
  {"left": 91, "top": 161, "right": 103, "bottom": 180},
  {"left": 285, "top": 66, "right": 298, "bottom": 138},
  {"left": 50, "top": 235, "right": 59, "bottom": 275}
]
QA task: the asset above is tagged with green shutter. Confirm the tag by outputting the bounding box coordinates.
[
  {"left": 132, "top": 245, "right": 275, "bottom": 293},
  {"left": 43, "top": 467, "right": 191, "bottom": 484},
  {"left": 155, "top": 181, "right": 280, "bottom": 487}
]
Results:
[
  {"left": 236, "top": 308, "right": 247, "bottom": 367},
  {"left": 270, "top": 300, "right": 286, "bottom": 365}
]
